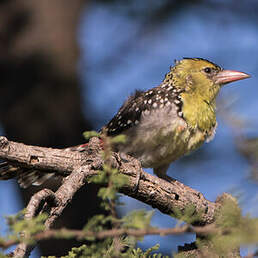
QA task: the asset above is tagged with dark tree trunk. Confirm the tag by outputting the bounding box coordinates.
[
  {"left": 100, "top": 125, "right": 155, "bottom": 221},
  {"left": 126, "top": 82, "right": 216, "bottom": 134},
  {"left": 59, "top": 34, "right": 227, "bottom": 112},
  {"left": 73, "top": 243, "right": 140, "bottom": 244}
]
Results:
[{"left": 0, "top": 0, "right": 103, "bottom": 256}]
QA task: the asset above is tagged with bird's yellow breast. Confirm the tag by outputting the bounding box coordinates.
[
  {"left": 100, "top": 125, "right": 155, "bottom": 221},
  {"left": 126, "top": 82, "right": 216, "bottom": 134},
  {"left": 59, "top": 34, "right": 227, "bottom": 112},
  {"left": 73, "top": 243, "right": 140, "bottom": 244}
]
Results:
[
  {"left": 117, "top": 103, "right": 212, "bottom": 169},
  {"left": 181, "top": 91, "right": 217, "bottom": 133}
]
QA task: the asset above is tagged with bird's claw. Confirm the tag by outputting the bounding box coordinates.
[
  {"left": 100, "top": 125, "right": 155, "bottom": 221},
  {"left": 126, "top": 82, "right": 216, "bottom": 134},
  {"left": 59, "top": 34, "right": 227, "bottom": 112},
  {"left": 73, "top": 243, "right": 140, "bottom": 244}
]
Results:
[{"left": 158, "top": 174, "right": 176, "bottom": 183}]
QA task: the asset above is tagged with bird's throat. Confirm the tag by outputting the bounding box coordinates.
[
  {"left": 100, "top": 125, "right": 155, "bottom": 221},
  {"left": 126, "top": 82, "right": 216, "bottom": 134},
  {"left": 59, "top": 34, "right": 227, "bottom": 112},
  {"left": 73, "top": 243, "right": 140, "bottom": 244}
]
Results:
[{"left": 181, "top": 92, "right": 217, "bottom": 132}]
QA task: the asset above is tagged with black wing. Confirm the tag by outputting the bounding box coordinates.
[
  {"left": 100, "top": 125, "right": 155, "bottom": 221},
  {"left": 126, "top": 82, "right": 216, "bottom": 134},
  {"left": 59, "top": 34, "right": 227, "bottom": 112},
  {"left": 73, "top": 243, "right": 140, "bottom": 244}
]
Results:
[{"left": 105, "top": 83, "right": 183, "bottom": 136}]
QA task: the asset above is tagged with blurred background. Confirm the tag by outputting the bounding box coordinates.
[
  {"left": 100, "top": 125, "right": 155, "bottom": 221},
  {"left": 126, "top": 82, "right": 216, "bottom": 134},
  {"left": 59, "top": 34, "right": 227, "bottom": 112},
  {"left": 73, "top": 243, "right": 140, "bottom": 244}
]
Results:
[{"left": 0, "top": 0, "right": 257, "bottom": 257}]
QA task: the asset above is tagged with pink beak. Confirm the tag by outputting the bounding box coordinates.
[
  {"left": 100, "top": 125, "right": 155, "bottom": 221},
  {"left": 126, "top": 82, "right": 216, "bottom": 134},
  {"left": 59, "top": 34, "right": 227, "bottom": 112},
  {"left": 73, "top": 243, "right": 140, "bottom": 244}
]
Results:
[{"left": 214, "top": 70, "right": 250, "bottom": 85}]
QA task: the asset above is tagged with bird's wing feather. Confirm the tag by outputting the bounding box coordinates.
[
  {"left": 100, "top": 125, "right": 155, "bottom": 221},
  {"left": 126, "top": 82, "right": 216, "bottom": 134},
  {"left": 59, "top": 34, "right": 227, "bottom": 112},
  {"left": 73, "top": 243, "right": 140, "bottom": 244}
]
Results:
[{"left": 105, "top": 83, "right": 183, "bottom": 136}]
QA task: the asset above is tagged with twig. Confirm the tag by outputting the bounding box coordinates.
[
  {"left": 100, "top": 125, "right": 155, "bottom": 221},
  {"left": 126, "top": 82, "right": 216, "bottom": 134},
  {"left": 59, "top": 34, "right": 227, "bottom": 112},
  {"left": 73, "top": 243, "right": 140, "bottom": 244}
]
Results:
[
  {"left": 0, "top": 224, "right": 218, "bottom": 250},
  {"left": 13, "top": 189, "right": 58, "bottom": 257},
  {"left": 12, "top": 165, "right": 92, "bottom": 257},
  {"left": 45, "top": 165, "right": 91, "bottom": 229}
]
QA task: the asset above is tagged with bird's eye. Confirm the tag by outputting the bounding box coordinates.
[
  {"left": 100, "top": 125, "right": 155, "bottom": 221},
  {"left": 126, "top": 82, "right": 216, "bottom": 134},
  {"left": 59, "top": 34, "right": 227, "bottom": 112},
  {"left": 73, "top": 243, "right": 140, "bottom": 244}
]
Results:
[{"left": 204, "top": 67, "right": 212, "bottom": 74}]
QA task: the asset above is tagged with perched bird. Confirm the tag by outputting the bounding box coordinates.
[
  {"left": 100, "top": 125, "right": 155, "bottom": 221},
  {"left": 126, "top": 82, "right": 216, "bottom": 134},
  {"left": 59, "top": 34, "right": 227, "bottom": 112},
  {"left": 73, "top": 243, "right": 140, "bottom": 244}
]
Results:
[
  {"left": 0, "top": 58, "right": 250, "bottom": 187},
  {"left": 105, "top": 58, "right": 250, "bottom": 180}
]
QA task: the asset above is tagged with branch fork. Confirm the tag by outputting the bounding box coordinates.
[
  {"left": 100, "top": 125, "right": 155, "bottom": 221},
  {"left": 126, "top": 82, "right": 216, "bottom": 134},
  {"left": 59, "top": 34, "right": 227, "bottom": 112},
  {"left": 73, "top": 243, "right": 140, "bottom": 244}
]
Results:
[{"left": 0, "top": 136, "right": 231, "bottom": 257}]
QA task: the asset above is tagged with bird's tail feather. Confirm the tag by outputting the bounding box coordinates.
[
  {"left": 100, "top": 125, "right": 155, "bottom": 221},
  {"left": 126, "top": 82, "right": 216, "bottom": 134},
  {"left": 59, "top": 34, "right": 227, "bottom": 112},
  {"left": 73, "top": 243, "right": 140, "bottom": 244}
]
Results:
[
  {"left": 0, "top": 143, "right": 89, "bottom": 188},
  {"left": 0, "top": 161, "right": 54, "bottom": 188}
]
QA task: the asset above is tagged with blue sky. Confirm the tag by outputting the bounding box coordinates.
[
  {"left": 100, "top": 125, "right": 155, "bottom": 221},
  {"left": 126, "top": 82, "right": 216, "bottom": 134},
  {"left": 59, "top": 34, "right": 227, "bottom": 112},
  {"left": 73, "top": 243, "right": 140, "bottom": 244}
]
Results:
[{"left": 78, "top": 2, "right": 258, "bottom": 255}]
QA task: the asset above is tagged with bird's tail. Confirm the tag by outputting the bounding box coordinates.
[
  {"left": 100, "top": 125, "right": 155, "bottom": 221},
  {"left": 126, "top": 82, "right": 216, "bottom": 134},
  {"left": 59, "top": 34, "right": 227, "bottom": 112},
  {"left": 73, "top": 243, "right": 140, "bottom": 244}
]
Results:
[
  {"left": 0, "top": 162, "right": 54, "bottom": 188},
  {"left": 0, "top": 143, "right": 89, "bottom": 188}
]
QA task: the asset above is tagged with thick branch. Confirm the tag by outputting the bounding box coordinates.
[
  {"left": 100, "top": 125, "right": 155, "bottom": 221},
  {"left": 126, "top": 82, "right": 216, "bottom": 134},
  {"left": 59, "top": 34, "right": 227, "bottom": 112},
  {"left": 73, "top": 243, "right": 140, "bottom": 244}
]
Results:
[{"left": 0, "top": 136, "right": 222, "bottom": 226}]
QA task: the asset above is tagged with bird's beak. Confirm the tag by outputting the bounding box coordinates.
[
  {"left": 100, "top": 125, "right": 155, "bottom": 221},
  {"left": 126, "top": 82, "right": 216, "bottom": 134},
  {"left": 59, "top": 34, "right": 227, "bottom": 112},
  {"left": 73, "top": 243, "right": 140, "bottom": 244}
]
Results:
[{"left": 214, "top": 70, "right": 250, "bottom": 85}]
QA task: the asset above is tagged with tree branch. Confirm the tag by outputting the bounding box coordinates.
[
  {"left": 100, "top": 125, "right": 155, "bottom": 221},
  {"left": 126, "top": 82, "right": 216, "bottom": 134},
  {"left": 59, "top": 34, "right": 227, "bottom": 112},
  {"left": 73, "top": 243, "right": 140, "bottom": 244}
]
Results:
[
  {"left": 0, "top": 135, "right": 224, "bottom": 226},
  {"left": 13, "top": 189, "right": 58, "bottom": 257},
  {"left": 0, "top": 135, "right": 232, "bottom": 256},
  {"left": 11, "top": 167, "right": 92, "bottom": 257},
  {"left": 1, "top": 224, "right": 218, "bottom": 250}
]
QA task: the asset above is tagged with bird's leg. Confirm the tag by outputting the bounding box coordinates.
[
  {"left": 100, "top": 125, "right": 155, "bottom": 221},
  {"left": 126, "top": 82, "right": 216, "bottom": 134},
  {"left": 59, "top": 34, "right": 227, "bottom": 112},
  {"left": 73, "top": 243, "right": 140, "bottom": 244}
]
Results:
[
  {"left": 154, "top": 164, "right": 175, "bottom": 182},
  {"left": 132, "top": 160, "right": 142, "bottom": 192}
]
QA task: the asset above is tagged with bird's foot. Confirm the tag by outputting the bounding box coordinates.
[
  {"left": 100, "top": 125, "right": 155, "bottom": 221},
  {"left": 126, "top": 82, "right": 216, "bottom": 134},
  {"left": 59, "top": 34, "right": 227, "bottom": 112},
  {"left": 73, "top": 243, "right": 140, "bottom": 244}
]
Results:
[
  {"left": 154, "top": 165, "right": 176, "bottom": 183},
  {"left": 157, "top": 174, "right": 176, "bottom": 183},
  {"left": 132, "top": 161, "right": 142, "bottom": 192},
  {"left": 119, "top": 152, "right": 130, "bottom": 163}
]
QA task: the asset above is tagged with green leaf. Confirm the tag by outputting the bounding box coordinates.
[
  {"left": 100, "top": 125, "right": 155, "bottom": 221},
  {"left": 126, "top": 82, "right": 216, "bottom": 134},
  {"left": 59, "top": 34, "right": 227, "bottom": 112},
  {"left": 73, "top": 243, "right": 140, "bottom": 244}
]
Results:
[
  {"left": 144, "top": 243, "right": 160, "bottom": 255},
  {"left": 122, "top": 210, "right": 154, "bottom": 230},
  {"left": 172, "top": 204, "right": 201, "bottom": 225},
  {"left": 90, "top": 171, "right": 109, "bottom": 184},
  {"left": 110, "top": 173, "right": 129, "bottom": 188},
  {"left": 98, "top": 187, "right": 117, "bottom": 201},
  {"left": 110, "top": 134, "right": 127, "bottom": 144},
  {"left": 83, "top": 131, "right": 100, "bottom": 140},
  {"left": 6, "top": 212, "right": 47, "bottom": 236}
]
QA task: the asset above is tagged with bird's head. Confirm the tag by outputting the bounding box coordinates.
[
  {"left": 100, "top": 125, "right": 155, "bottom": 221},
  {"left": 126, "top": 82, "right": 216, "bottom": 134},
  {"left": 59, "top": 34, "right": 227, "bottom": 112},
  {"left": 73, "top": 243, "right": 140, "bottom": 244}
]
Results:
[
  {"left": 166, "top": 58, "right": 250, "bottom": 131},
  {"left": 168, "top": 58, "right": 250, "bottom": 102}
]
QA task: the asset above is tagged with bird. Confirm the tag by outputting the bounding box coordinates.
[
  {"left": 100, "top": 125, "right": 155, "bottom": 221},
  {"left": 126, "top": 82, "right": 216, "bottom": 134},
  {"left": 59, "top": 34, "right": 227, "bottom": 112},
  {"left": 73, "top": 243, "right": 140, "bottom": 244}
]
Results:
[{"left": 0, "top": 58, "right": 250, "bottom": 187}]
